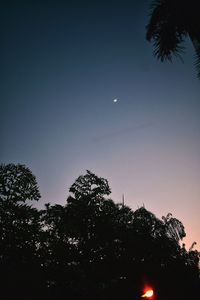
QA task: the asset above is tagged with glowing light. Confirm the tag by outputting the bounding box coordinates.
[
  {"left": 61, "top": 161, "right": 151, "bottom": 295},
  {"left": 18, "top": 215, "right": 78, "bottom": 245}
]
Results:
[
  {"left": 142, "top": 289, "right": 154, "bottom": 298},
  {"left": 113, "top": 98, "right": 118, "bottom": 103}
]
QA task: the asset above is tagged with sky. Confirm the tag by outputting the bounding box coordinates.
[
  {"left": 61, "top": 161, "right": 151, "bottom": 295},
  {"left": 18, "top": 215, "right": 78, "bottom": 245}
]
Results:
[{"left": 1, "top": 0, "right": 200, "bottom": 250}]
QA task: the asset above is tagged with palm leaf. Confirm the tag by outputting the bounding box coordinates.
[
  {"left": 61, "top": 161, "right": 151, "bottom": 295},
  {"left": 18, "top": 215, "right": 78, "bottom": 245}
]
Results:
[
  {"left": 195, "top": 52, "right": 200, "bottom": 79},
  {"left": 146, "top": 0, "right": 186, "bottom": 62},
  {"left": 193, "top": 39, "right": 200, "bottom": 79}
]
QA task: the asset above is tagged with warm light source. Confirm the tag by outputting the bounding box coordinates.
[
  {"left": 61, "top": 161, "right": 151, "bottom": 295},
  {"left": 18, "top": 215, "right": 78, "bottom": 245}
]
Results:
[{"left": 142, "top": 289, "right": 154, "bottom": 298}]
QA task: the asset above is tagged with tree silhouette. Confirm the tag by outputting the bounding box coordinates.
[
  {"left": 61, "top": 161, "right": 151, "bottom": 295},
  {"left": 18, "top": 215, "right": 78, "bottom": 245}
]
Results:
[
  {"left": 0, "top": 163, "right": 41, "bottom": 203},
  {"left": 69, "top": 170, "right": 111, "bottom": 200},
  {"left": 65, "top": 172, "right": 200, "bottom": 300},
  {"left": 0, "top": 164, "right": 42, "bottom": 299},
  {"left": 146, "top": 0, "right": 200, "bottom": 78},
  {"left": 162, "top": 212, "right": 186, "bottom": 242},
  {"left": 0, "top": 165, "right": 199, "bottom": 300}
]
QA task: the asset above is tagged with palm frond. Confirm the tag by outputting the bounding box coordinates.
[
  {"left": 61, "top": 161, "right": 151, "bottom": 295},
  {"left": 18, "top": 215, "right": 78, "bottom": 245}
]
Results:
[
  {"left": 153, "top": 25, "right": 185, "bottom": 62},
  {"left": 146, "top": 1, "right": 167, "bottom": 42},
  {"left": 194, "top": 43, "right": 200, "bottom": 79},
  {"left": 146, "top": 0, "right": 186, "bottom": 62}
]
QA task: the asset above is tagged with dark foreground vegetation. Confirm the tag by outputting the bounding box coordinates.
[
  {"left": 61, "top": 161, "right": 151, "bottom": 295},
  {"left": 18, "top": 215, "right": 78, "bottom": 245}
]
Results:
[{"left": 0, "top": 164, "right": 199, "bottom": 300}]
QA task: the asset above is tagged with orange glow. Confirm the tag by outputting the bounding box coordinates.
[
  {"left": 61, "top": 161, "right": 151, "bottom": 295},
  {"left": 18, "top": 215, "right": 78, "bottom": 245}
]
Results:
[{"left": 142, "top": 289, "right": 154, "bottom": 298}]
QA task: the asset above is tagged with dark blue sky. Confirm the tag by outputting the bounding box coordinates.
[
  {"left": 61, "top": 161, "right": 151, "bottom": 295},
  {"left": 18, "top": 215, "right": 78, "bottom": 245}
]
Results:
[{"left": 1, "top": 0, "right": 200, "bottom": 249}]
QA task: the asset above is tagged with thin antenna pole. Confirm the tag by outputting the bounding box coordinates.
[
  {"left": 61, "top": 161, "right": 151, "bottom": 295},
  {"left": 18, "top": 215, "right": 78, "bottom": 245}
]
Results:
[{"left": 122, "top": 194, "right": 125, "bottom": 207}]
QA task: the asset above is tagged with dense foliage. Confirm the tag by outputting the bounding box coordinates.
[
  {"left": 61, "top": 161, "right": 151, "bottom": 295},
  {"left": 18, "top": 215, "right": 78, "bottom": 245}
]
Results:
[{"left": 0, "top": 164, "right": 199, "bottom": 300}]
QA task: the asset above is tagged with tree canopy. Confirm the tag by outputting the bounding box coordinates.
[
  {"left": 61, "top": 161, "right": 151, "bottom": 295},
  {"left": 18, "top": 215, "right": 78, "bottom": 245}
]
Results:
[
  {"left": 0, "top": 163, "right": 40, "bottom": 203},
  {"left": 0, "top": 164, "right": 199, "bottom": 300}
]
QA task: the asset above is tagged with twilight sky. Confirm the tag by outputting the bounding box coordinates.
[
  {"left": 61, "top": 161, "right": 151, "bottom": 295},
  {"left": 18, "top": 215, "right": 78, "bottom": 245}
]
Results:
[{"left": 1, "top": 0, "right": 200, "bottom": 250}]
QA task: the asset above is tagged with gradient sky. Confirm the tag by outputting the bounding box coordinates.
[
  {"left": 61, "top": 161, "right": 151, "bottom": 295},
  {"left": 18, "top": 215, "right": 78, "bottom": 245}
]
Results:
[{"left": 1, "top": 0, "right": 200, "bottom": 250}]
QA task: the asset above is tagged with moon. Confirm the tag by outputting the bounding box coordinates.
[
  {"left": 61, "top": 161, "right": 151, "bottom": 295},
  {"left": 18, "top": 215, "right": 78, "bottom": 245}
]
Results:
[{"left": 113, "top": 98, "right": 118, "bottom": 103}]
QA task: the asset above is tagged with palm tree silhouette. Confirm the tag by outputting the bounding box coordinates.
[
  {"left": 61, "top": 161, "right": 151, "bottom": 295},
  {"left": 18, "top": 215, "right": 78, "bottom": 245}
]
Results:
[{"left": 146, "top": 0, "right": 200, "bottom": 78}]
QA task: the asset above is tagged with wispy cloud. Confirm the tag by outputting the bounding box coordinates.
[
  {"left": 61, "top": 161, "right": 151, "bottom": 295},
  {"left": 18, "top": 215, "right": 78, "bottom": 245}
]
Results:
[{"left": 92, "top": 122, "right": 154, "bottom": 142}]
